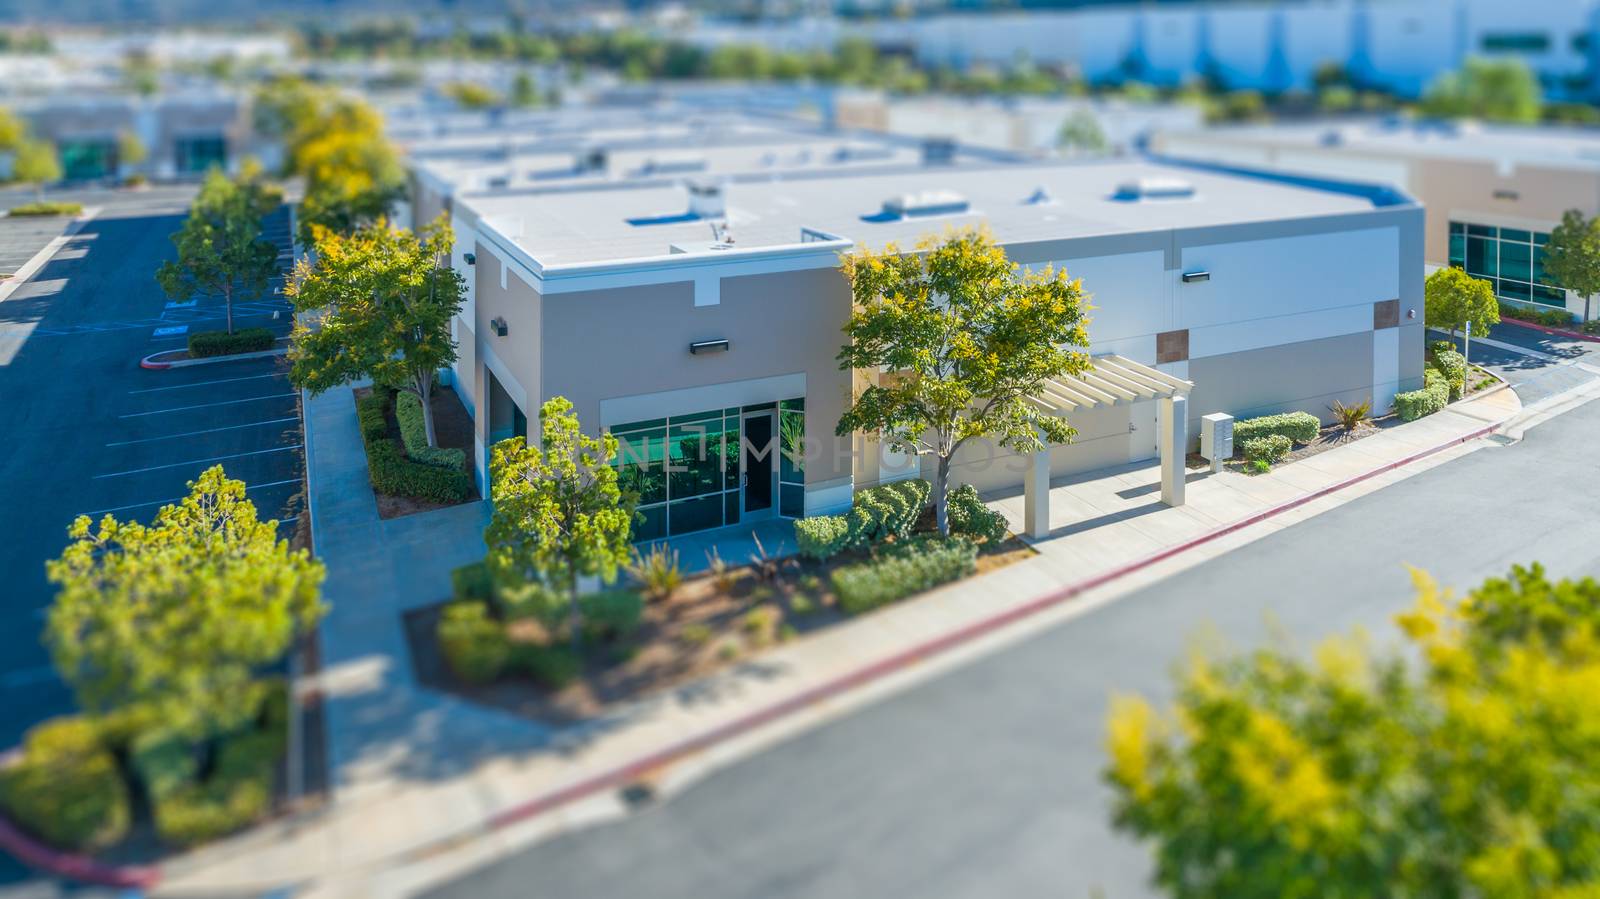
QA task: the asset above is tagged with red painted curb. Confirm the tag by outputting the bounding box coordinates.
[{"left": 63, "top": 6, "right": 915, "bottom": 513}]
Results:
[
  {"left": 479, "top": 411, "right": 1509, "bottom": 838},
  {"left": 1500, "top": 316, "right": 1600, "bottom": 344},
  {"left": 139, "top": 354, "right": 175, "bottom": 370},
  {"left": 0, "top": 816, "right": 160, "bottom": 889}
]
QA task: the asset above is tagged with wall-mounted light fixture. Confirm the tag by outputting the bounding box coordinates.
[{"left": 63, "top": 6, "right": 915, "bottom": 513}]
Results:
[
  {"left": 1407, "top": 308, "right": 1417, "bottom": 320},
  {"left": 464, "top": 253, "right": 477, "bottom": 265},
  {"left": 689, "top": 339, "right": 730, "bottom": 355},
  {"left": 490, "top": 317, "right": 508, "bottom": 337},
  {"left": 1181, "top": 270, "right": 1211, "bottom": 283}
]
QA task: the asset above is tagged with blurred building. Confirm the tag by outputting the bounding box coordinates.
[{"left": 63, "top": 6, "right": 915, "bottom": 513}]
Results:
[{"left": 10, "top": 91, "right": 250, "bottom": 181}]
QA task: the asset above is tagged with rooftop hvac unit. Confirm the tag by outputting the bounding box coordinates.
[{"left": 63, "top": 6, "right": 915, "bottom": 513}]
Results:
[
  {"left": 1112, "top": 177, "right": 1195, "bottom": 201},
  {"left": 687, "top": 181, "right": 726, "bottom": 219},
  {"left": 882, "top": 190, "right": 969, "bottom": 219},
  {"left": 922, "top": 136, "right": 957, "bottom": 165}
]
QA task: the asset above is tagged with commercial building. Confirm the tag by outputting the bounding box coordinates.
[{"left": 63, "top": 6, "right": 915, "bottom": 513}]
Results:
[
  {"left": 444, "top": 157, "right": 1423, "bottom": 543},
  {"left": 1154, "top": 118, "right": 1600, "bottom": 321},
  {"left": 12, "top": 91, "right": 247, "bottom": 181}
]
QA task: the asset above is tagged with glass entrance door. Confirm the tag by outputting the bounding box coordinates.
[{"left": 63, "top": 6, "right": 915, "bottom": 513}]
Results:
[{"left": 741, "top": 411, "right": 776, "bottom": 520}]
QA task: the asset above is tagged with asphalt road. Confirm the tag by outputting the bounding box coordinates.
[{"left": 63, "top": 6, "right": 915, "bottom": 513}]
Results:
[
  {"left": 1436, "top": 321, "right": 1600, "bottom": 407},
  {"left": 0, "top": 190, "right": 301, "bottom": 891},
  {"left": 430, "top": 392, "right": 1600, "bottom": 899}
]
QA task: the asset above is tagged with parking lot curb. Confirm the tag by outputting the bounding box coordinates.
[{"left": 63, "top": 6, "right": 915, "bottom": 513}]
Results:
[
  {"left": 0, "top": 813, "right": 160, "bottom": 889},
  {"left": 140, "top": 345, "right": 288, "bottom": 370},
  {"left": 1500, "top": 316, "right": 1600, "bottom": 344}
]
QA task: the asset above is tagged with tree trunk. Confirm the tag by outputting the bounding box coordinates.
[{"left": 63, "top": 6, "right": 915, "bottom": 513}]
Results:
[
  {"left": 934, "top": 455, "right": 951, "bottom": 537},
  {"left": 1585, "top": 294, "right": 1592, "bottom": 325},
  {"left": 418, "top": 375, "right": 439, "bottom": 447},
  {"left": 223, "top": 284, "right": 234, "bottom": 335}
]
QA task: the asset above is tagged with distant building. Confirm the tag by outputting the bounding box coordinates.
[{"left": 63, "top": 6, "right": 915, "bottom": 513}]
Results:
[{"left": 13, "top": 91, "right": 248, "bottom": 181}]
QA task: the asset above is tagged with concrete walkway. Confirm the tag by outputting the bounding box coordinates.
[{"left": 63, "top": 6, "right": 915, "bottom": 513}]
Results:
[{"left": 152, "top": 385, "right": 1523, "bottom": 898}]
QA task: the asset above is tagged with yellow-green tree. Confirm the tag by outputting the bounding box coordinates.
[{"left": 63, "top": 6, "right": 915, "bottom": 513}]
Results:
[
  {"left": 1422, "top": 57, "right": 1543, "bottom": 124},
  {"left": 836, "top": 227, "right": 1092, "bottom": 535},
  {"left": 1106, "top": 563, "right": 1600, "bottom": 898},
  {"left": 291, "top": 96, "right": 404, "bottom": 241},
  {"left": 13, "top": 138, "right": 60, "bottom": 201},
  {"left": 45, "top": 466, "right": 324, "bottom": 740},
  {"left": 1426, "top": 266, "right": 1499, "bottom": 339},
  {"left": 157, "top": 166, "right": 282, "bottom": 334},
  {"left": 0, "top": 106, "right": 25, "bottom": 152},
  {"left": 444, "top": 80, "right": 501, "bottom": 110},
  {"left": 1541, "top": 209, "right": 1600, "bottom": 323}
]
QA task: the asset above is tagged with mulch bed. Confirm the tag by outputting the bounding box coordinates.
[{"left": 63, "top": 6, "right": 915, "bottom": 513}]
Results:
[
  {"left": 353, "top": 385, "right": 480, "bottom": 519},
  {"left": 404, "top": 516, "right": 1034, "bottom": 725}
]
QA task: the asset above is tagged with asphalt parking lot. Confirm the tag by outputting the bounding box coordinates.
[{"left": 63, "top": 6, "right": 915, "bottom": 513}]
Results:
[
  {"left": 1432, "top": 321, "right": 1600, "bottom": 407},
  {"left": 0, "top": 190, "right": 301, "bottom": 753}
]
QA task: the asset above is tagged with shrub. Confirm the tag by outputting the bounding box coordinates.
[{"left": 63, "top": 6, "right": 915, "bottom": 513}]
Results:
[
  {"left": 681, "top": 623, "right": 712, "bottom": 646},
  {"left": 1246, "top": 459, "right": 1272, "bottom": 474},
  {"left": 1395, "top": 369, "right": 1450, "bottom": 421},
  {"left": 395, "top": 391, "right": 466, "bottom": 470},
  {"left": 1428, "top": 339, "right": 1456, "bottom": 355},
  {"left": 628, "top": 544, "right": 682, "bottom": 601},
  {"left": 1431, "top": 349, "right": 1467, "bottom": 400},
  {"left": 790, "top": 594, "right": 817, "bottom": 616},
  {"left": 452, "top": 560, "right": 493, "bottom": 602},
  {"left": 509, "top": 642, "right": 581, "bottom": 689},
  {"left": 438, "top": 601, "right": 509, "bottom": 684},
  {"left": 946, "top": 484, "right": 1008, "bottom": 544},
  {"left": 188, "top": 327, "right": 276, "bottom": 358},
  {"left": 581, "top": 589, "right": 644, "bottom": 642},
  {"left": 831, "top": 537, "right": 978, "bottom": 615},
  {"left": 741, "top": 607, "right": 779, "bottom": 645},
  {"left": 493, "top": 578, "right": 565, "bottom": 625},
  {"left": 7, "top": 201, "right": 83, "bottom": 217},
  {"left": 0, "top": 717, "right": 129, "bottom": 852},
  {"left": 1232, "top": 411, "right": 1320, "bottom": 446},
  {"left": 706, "top": 547, "right": 737, "bottom": 592},
  {"left": 357, "top": 391, "right": 473, "bottom": 503},
  {"left": 1241, "top": 434, "right": 1292, "bottom": 465},
  {"left": 1329, "top": 397, "right": 1372, "bottom": 431},
  {"left": 151, "top": 731, "right": 277, "bottom": 847},
  {"left": 794, "top": 515, "right": 850, "bottom": 561}
]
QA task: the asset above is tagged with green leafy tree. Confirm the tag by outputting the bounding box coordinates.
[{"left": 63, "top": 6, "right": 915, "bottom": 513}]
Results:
[
  {"left": 287, "top": 215, "right": 463, "bottom": 446},
  {"left": 156, "top": 167, "right": 281, "bottom": 335},
  {"left": 45, "top": 466, "right": 324, "bottom": 739},
  {"left": 836, "top": 227, "right": 1092, "bottom": 536},
  {"left": 1540, "top": 209, "right": 1600, "bottom": 323},
  {"left": 484, "top": 397, "right": 634, "bottom": 649},
  {"left": 444, "top": 80, "right": 501, "bottom": 110},
  {"left": 116, "top": 129, "right": 147, "bottom": 173},
  {"left": 1056, "top": 109, "right": 1108, "bottom": 155},
  {"left": 0, "top": 106, "right": 25, "bottom": 152},
  {"left": 1106, "top": 562, "right": 1600, "bottom": 899},
  {"left": 291, "top": 96, "right": 405, "bottom": 241},
  {"left": 1425, "top": 266, "right": 1499, "bottom": 339},
  {"left": 511, "top": 70, "right": 541, "bottom": 108},
  {"left": 1422, "top": 57, "right": 1543, "bottom": 124},
  {"left": 12, "top": 138, "right": 60, "bottom": 201}
]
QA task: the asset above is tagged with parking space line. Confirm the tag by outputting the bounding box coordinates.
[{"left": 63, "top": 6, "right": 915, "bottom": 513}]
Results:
[
  {"left": 120, "top": 392, "right": 297, "bottom": 418},
  {"left": 84, "top": 477, "right": 301, "bottom": 517},
  {"left": 128, "top": 372, "right": 286, "bottom": 394},
  {"left": 94, "top": 444, "right": 303, "bottom": 480},
  {"left": 105, "top": 416, "right": 300, "bottom": 447}
]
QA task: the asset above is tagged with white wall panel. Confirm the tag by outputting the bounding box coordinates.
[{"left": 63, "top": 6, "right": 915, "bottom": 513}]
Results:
[
  {"left": 1178, "top": 227, "right": 1398, "bottom": 331},
  {"left": 1188, "top": 304, "right": 1374, "bottom": 360}
]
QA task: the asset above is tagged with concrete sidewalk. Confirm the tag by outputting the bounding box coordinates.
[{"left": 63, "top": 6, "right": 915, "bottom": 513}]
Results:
[{"left": 153, "top": 384, "right": 1524, "bottom": 898}]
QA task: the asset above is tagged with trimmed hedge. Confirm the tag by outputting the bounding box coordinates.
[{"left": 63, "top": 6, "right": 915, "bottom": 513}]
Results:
[
  {"left": 832, "top": 536, "right": 978, "bottom": 615},
  {"left": 396, "top": 391, "right": 466, "bottom": 471},
  {"left": 1241, "top": 434, "right": 1292, "bottom": 465},
  {"left": 7, "top": 201, "right": 83, "bottom": 217},
  {"left": 793, "top": 478, "right": 932, "bottom": 561},
  {"left": 356, "top": 391, "right": 473, "bottom": 503},
  {"left": 1431, "top": 348, "right": 1467, "bottom": 401},
  {"left": 946, "top": 484, "right": 1008, "bottom": 543},
  {"left": 1233, "top": 411, "right": 1320, "bottom": 447},
  {"left": 149, "top": 731, "right": 278, "bottom": 847},
  {"left": 0, "top": 716, "right": 129, "bottom": 852},
  {"left": 509, "top": 642, "right": 582, "bottom": 688},
  {"left": 1499, "top": 301, "right": 1575, "bottom": 328},
  {"left": 188, "top": 327, "right": 276, "bottom": 358},
  {"left": 1395, "top": 369, "right": 1450, "bottom": 422},
  {"left": 438, "top": 601, "right": 510, "bottom": 684}
]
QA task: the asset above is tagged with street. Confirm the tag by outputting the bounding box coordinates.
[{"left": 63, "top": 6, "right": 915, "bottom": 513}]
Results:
[{"left": 429, "top": 387, "right": 1600, "bottom": 899}]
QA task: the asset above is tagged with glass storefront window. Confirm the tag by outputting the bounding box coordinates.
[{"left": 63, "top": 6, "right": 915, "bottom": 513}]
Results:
[{"left": 1449, "top": 220, "right": 1564, "bottom": 308}]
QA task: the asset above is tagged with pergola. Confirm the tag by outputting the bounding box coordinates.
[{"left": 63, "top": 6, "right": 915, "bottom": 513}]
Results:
[{"left": 1020, "top": 355, "right": 1195, "bottom": 539}]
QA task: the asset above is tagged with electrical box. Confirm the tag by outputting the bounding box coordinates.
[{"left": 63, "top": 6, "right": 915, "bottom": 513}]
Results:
[{"left": 1201, "top": 413, "right": 1233, "bottom": 470}]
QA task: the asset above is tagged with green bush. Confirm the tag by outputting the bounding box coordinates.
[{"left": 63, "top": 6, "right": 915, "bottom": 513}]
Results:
[
  {"left": 438, "top": 601, "right": 509, "bottom": 684},
  {"left": 1232, "top": 411, "right": 1320, "bottom": 446},
  {"left": 151, "top": 731, "right": 277, "bottom": 847},
  {"left": 188, "top": 327, "right": 277, "bottom": 358},
  {"left": 131, "top": 730, "right": 197, "bottom": 805},
  {"left": 946, "top": 484, "right": 1008, "bottom": 544},
  {"left": 395, "top": 391, "right": 466, "bottom": 470},
  {"left": 794, "top": 515, "right": 850, "bottom": 560},
  {"left": 1431, "top": 348, "right": 1467, "bottom": 400},
  {"left": 452, "top": 560, "right": 493, "bottom": 602},
  {"left": 7, "top": 201, "right": 83, "bottom": 217},
  {"left": 494, "top": 578, "right": 566, "bottom": 625},
  {"left": 832, "top": 537, "right": 978, "bottom": 615},
  {"left": 581, "top": 589, "right": 644, "bottom": 642},
  {"left": 1395, "top": 369, "right": 1450, "bottom": 421},
  {"left": 1499, "top": 301, "right": 1576, "bottom": 328},
  {"left": 834, "top": 478, "right": 933, "bottom": 551},
  {"left": 509, "top": 642, "right": 582, "bottom": 688},
  {"left": 1241, "top": 434, "right": 1293, "bottom": 464},
  {"left": 356, "top": 391, "right": 473, "bottom": 503},
  {"left": 0, "top": 717, "right": 130, "bottom": 852}
]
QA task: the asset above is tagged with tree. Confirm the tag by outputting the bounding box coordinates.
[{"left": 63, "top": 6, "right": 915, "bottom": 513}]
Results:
[
  {"left": 291, "top": 97, "right": 405, "bottom": 241},
  {"left": 444, "top": 80, "right": 501, "bottom": 110},
  {"left": 1056, "top": 109, "right": 1108, "bottom": 156},
  {"left": 1421, "top": 57, "right": 1542, "bottom": 124},
  {"left": 156, "top": 167, "right": 281, "bottom": 335},
  {"left": 287, "top": 215, "right": 463, "bottom": 447},
  {"left": 836, "top": 227, "right": 1092, "bottom": 536},
  {"left": 511, "top": 70, "right": 541, "bottom": 108},
  {"left": 484, "top": 397, "right": 635, "bottom": 650},
  {"left": 1425, "top": 266, "right": 1498, "bottom": 339},
  {"left": 116, "top": 129, "right": 147, "bottom": 174},
  {"left": 13, "top": 139, "right": 60, "bottom": 201},
  {"left": 0, "top": 106, "right": 24, "bottom": 152},
  {"left": 1105, "top": 562, "right": 1600, "bottom": 898},
  {"left": 1540, "top": 209, "right": 1600, "bottom": 323},
  {"left": 45, "top": 466, "right": 324, "bottom": 739}
]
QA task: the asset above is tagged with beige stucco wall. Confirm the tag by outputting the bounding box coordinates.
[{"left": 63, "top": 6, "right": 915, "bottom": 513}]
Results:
[{"left": 1410, "top": 158, "right": 1600, "bottom": 266}]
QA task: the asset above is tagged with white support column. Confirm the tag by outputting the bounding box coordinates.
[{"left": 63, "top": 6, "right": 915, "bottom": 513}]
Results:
[
  {"left": 1159, "top": 395, "right": 1187, "bottom": 507},
  {"left": 1023, "top": 446, "right": 1051, "bottom": 539}
]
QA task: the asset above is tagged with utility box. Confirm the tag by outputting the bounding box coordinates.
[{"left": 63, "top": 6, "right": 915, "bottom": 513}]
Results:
[{"left": 1200, "top": 413, "right": 1234, "bottom": 472}]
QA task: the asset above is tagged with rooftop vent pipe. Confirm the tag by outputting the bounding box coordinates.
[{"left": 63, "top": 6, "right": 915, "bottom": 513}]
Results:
[{"left": 922, "top": 136, "right": 957, "bottom": 166}]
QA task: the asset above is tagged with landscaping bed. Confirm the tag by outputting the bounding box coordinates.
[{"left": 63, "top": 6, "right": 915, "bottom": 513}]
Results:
[
  {"left": 405, "top": 483, "right": 1032, "bottom": 724},
  {"left": 352, "top": 385, "right": 478, "bottom": 519},
  {"left": 5, "top": 201, "right": 84, "bottom": 218}
]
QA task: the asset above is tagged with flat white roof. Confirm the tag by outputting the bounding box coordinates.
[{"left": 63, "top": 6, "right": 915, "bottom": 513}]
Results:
[
  {"left": 1180, "top": 118, "right": 1600, "bottom": 173},
  {"left": 462, "top": 158, "right": 1390, "bottom": 268}
]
